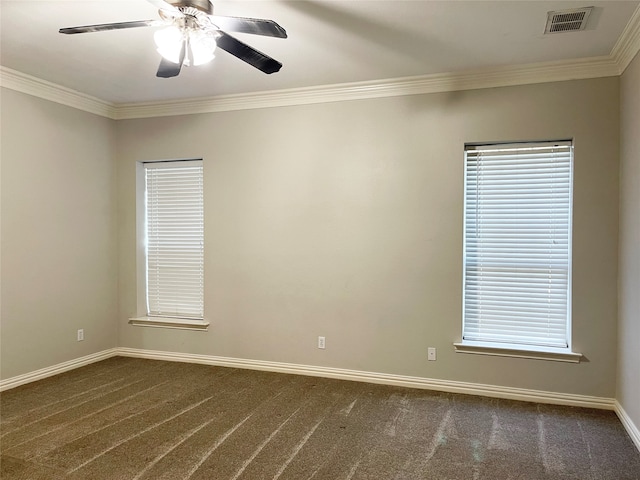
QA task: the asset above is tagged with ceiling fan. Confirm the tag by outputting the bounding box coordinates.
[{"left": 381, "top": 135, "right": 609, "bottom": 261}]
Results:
[{"left": 59, "top": 0, "right": 287, "bottom": 78}]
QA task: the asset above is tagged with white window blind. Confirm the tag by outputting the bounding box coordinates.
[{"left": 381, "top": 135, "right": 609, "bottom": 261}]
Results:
[
  {"left": 462, "top": 142, "right": 573, "bottom": 349},
  {"left": 144, "top": 160, "right": 204, "bottom": 319}
]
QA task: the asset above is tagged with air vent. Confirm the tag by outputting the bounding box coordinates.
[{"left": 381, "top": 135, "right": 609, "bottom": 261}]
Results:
[{"left": 545, "top": 7, "right": 593, "bottom": 34}]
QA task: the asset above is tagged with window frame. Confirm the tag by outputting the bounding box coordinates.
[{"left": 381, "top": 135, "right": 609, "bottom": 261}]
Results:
[
  {"left": 129, "top": 159, "right": 209, "bottom": 331},
  {"left": 455, "top": 140, "right": 581, "bottom": 362}
]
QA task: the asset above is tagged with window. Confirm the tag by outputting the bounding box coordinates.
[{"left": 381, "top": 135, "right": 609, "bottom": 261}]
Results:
[
  {"left": 130, "top": 160, "right": 207, "bottom": 330},
  {"left": 458, "top": 141, "right": 580, "bottom": 361}
]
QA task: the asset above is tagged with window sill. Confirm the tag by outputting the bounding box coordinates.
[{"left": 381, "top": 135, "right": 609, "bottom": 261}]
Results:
[
  {"left": 128, "top": 316, "right": 209, "bottom": 331},
  {"left": 453, "top": 341, "right": 582, "bottom": 363}
]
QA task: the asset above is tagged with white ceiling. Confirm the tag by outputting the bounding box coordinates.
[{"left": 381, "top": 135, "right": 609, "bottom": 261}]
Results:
[{"left": 1, "top": 0, "right": 639, "bottom": 104}]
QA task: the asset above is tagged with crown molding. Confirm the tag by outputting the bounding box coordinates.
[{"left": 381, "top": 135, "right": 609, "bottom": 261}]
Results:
[
  {"left": 612, "top": 4, "right": 640, "bottom": 74},
  {"left": 2, "top": 5, "right": 638, "bottom": 119},
  {"left": 114, "top": 55, "right": 620, "bottom": 119},
  {"left": 111, "top": 5, "right": 638, "bottom": 118},
  {"left": 1, "top": 44, "right": 633, "bottom": 121},
  {"left": 0, "top": 67, "right": 117, "bottom": 119}
]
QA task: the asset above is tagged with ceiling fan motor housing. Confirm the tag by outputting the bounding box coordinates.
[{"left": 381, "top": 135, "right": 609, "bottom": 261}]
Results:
[{"left": 166, "top": 0, "right": 213, "bottom": 15}]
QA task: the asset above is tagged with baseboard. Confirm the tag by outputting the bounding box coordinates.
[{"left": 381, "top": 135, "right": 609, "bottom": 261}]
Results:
[
  {"left": 1, "top": 346, "right": 632, "bottom": 447},
  {"left": 116, "top": 347, "right": 615, "bottom": 410},
  {"left": 0, "top": 346, "right": 617, "bottom": 412},
  {"left": 0, "top": 348, "right": 119, "bottom": 392},
  {"left": 615, "top": 401, "right": 640, "bottom": 452}
]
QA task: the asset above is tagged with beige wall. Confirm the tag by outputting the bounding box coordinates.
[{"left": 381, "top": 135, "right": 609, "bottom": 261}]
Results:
[
  {"left": 618, "top": 52, "right": 640, "bottom": 426},
  {"left": 0, "top": 75, "right": 623, "bottom": 399},
  {"left": 0, "top": 89, "right": 118, "bottom": 379},
  {"left": 116, "top": 77, "right": 620, "bottom": 398}
]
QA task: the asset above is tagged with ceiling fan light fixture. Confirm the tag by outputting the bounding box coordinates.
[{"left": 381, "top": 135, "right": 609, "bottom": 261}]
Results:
[
  {"left": 189, "top": 30, "right": 217, "bottom": 66},
  {"left": 154, "top": 25, "right": 184, "bottom": 63},
  {"left": 154, "top": 25, "right": 217, "bottom": 66}
]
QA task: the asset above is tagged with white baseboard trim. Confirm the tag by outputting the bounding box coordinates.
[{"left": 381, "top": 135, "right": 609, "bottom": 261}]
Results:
[
  {"left": 2, "top": 346, "right": 634, "bottom": 449},
  {"left": 615, "top": 401, "right": 640, "bottom": 452},
  {"left": 0, "top": 348, "right": 119, "bottom": 392},
  {"left": 116, "top": 347, "right": 615, "bottom": 411}
]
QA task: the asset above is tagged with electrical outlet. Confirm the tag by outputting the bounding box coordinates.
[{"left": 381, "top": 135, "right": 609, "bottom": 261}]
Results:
[
  {"left": 318, "top": 336, "right": 326, "bottom": 349},
  {"left": 77, "top": 329, "right": 84, "bottom": 342},
  {"left": 427, "top": 347, "right": 436, "bottom": 361}
]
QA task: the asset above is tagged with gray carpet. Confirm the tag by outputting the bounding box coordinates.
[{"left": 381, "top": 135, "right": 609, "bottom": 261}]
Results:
[{"left": 1, "top": 357, "right": 639, "bottom": 480}]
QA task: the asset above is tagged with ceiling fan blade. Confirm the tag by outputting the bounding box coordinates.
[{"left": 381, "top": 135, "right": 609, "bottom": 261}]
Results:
[
  {"left": 209, "top": 16, "right": 287, "bottom": 38},
  {"left": 59, "top": 20, "right": 158, "bottom": 34},
  {"left": 216, "top": 32, "right": 282, "bottom": 74},
  {"left": 156, "top": 58, "right": 181, "bottom": 78},
  {"left": 156, "top": 39, "right": 186, "bottom": 78}
]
